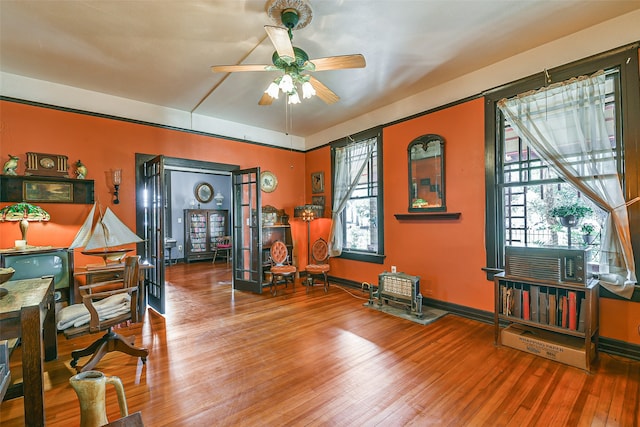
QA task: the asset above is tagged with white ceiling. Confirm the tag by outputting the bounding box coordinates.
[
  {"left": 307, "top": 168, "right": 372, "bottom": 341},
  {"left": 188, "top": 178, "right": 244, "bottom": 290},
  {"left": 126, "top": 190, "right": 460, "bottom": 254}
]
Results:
[{"left": 1, "top": 1, "right": 640, "bottom": 147}]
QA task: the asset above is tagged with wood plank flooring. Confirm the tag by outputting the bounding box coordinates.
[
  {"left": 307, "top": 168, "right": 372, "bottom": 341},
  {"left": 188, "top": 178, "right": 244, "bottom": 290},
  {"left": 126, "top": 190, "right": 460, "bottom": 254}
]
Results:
[{"left": 1, "top": 262, "right": 639, "bottom": 426}]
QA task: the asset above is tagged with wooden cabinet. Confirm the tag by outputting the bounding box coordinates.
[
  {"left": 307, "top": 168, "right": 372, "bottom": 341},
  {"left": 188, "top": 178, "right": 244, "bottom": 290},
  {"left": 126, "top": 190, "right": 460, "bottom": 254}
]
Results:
[
  {"left": 184, "top": 209, "right": 228, "bottom": 262},
  {"left": 494, "top": 272, "right": 599, "bottom": 371},
  {"left": 260, "top": 206, "right": 292, "bottom": 284}
]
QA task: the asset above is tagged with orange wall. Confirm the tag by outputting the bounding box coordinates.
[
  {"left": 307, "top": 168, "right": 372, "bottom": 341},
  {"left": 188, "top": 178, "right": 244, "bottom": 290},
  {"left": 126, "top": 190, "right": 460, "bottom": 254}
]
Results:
[
  {"left": 315, "top": 98, "right": 490, "bottom": 311},
  {"left": 0, "top": 101, "right": 307, "bottom": 263},
  {"left": 301, "top": 147, "right": 332, "bottom": 266}
]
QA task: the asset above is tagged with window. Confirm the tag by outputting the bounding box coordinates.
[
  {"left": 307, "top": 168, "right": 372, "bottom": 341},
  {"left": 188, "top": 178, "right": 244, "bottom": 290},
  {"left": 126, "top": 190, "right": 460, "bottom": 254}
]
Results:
[
  {"left": 500, "top": 71, "right": 618, "bottom": 252},
  {"left": 330, "top": 127, "right": 384, "bottom": 263},
  {"left": 484, "top": 45, "right": 640, "bottom": 280}
]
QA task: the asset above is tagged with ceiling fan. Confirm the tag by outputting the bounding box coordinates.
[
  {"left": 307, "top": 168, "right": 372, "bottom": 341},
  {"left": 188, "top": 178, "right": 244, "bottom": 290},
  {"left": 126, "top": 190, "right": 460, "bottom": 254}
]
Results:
[{"left": 211, "top": 0, "right": 366, "bottom": 105}]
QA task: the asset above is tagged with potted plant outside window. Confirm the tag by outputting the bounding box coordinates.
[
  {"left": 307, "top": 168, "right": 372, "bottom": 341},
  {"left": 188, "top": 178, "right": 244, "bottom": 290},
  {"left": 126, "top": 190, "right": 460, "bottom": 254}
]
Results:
[
  {"left": 549, "top": 204, "right": 593, "bottom": 227},
  {"left": 581, "top": 223, "right": 597, "bottom": 245}
]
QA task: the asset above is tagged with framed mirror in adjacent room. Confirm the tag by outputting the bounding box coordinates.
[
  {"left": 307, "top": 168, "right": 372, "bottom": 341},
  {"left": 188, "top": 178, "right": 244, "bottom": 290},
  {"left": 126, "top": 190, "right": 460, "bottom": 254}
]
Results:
[{"left": 195, "top": 182, "right": 214, "bottom": 204}]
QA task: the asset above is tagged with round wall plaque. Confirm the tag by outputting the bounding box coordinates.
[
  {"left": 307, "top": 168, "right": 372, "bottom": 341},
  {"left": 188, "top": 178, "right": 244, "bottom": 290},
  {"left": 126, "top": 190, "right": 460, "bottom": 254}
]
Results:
[{"left": 260, "top": 171, "right": 278, "bottom": 193}]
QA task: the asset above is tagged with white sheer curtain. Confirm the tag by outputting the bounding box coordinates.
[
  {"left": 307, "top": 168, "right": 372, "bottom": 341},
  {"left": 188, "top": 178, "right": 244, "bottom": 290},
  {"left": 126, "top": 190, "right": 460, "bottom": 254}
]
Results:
[
  {"left": 328, "top": 138, "right": 375, "bottom": 257},
  {"left": 498, "top": 71, "right": 637, "bottom": 298}
]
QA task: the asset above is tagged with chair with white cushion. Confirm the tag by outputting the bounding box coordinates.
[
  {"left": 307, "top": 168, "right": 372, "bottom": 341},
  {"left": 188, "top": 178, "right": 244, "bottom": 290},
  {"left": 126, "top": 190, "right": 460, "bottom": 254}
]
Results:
[{"left": 57, "top": 256, "right": 149, "bottom": 372}]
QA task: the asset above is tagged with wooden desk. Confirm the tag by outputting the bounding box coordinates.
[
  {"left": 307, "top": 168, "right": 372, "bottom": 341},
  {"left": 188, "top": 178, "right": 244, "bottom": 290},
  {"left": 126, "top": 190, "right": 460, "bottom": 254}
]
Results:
[
  {"left": 74, "top": 263, "right": 153, "bottom": 319},
  {"left": 0, "top": 277, "right": 57, "bottom": 427}
]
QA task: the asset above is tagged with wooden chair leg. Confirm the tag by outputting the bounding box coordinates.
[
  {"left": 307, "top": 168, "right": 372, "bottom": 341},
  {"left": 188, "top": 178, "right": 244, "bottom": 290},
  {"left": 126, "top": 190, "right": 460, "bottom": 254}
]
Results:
[{"left": 71, "top": 329, "right": 148, "bottom": 373}]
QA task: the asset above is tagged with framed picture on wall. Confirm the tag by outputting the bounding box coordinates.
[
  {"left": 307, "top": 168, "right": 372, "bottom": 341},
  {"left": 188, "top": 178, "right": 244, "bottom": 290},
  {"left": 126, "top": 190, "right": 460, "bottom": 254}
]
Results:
[
  {"left": 312, "top": 196, "right": 325, "bottom": 208},
  {"left": 311, "top": 171, "right": 324, "bottom": 194}
]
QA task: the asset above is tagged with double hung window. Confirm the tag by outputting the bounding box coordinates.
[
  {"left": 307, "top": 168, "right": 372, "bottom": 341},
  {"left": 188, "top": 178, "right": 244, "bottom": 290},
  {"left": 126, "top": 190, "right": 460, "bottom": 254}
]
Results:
[{"left": 330, "top": 128, "right": 384, "bottom": 263}]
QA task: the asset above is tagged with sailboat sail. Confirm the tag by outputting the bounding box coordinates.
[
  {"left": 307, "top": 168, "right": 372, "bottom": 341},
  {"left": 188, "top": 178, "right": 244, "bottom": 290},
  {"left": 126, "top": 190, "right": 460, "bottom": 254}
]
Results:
[
  {"left": 69, "top": 203, "right": 143, "bottom": 252},
  {"left": 69, "top": 203, "right": 96, "bottom": 249},
  {"left": 85, "top": 207, "right": 142, "bottom": 250}
]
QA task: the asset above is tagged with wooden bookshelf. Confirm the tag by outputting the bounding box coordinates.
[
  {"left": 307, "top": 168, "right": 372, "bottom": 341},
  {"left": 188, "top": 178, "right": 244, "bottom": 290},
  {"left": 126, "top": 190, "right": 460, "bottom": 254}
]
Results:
[{"left": 494, "top": 272, "right": 599, "bottom": 371}]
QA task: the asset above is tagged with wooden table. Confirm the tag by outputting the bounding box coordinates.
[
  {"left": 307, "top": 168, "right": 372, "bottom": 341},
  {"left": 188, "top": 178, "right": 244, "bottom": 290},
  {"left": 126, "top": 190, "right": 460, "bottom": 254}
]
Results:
[
  {"left": 74, "top": 263, "right": 153, "bottom": 319},
  {"left": 0, "top": 277, "right": 57, "bottom": 427}
]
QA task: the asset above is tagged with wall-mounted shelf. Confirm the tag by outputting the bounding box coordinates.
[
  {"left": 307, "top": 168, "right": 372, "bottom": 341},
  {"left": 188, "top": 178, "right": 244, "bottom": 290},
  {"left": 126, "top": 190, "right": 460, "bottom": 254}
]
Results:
[
  {"left": 0, "top": 175, "right": 94, "bottom": 204},
  {"left": 394, "top": 212, "right": 461, "bottom": 220}
]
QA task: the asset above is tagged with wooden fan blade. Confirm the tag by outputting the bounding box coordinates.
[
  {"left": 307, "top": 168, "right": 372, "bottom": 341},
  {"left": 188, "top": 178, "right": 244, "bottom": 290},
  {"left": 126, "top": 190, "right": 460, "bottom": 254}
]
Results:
[
  {"left": 259, "top": 92, "right": 275, "bottom": 106},
  {"left": 211, "top": 64, "right": 271, "bottom": 73},
  {"left": 264, "top": 25, "right": 295, "bottom": 63},
  {"left": 309, "top": 76, "right": 340, "bottom": 104},
  {"left": 310, "top": 54, "right": 366, "bottom": 71}
]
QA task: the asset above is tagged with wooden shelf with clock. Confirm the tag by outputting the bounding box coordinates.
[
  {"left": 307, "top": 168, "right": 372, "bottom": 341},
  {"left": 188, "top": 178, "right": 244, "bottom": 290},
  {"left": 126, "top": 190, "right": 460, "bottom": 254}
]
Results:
[{"left": 0, "top": 152, "right": 94, "bottom": 204}]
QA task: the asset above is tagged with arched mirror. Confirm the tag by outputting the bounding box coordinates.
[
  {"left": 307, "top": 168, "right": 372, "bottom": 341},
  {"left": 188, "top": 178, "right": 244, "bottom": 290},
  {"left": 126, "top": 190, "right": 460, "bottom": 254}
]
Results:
[{"left": 408, "top": 134, "right": 445, "bottom": 212}]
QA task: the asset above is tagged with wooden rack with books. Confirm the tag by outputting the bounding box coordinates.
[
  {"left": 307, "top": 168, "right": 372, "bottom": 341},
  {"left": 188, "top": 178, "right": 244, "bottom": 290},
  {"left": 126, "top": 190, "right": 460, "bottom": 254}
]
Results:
[{"left": 494, "top": 272, "right": 599, "bottom": 371}]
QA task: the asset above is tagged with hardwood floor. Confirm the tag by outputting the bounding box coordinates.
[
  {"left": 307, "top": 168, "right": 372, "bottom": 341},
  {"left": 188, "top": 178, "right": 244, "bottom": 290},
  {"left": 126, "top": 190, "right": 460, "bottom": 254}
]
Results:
[{"left": 2, "top": 262, "right": 639, "bottom": 426}]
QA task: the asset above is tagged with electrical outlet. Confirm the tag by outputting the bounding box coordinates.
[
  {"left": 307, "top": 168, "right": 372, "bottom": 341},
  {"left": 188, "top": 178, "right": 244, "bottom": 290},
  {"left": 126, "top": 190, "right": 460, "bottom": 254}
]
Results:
[
  {"left": 391, "top": 265, "right": 397, "bottom": 273},
  {"left": 178, "top": 245, "right": 183, "bottom": 252},
  {"left": 177, "top": 217, "right": 182, "bottom": 223}
]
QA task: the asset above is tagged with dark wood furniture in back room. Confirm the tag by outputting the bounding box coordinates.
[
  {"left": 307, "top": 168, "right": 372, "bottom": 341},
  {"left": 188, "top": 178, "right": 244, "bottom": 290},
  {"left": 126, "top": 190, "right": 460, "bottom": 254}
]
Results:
[{"left": 184, "top": 209, "right": 228, "bottom": 262}]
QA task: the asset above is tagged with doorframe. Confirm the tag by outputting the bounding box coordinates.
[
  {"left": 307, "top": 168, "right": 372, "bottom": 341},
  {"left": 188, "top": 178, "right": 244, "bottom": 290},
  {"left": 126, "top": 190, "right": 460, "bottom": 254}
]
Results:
[{"left": 135, "top": 154, "right": 239, "bottom": 313}]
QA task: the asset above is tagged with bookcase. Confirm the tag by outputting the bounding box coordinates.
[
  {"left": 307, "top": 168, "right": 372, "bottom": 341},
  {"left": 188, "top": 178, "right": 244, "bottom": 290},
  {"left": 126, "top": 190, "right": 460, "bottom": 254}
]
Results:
[
  {"left": 184, "top": 209, "right": 228, "bottom": 262},
  {"left": 494, "top": 272, "right": 599, "bottom": 371}
]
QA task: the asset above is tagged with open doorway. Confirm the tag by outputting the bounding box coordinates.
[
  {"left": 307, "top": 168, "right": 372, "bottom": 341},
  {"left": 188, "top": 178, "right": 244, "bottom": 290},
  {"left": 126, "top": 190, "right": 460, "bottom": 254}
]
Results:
[{"left": 135, "top": 154, "right": 239, "bottom": 314}]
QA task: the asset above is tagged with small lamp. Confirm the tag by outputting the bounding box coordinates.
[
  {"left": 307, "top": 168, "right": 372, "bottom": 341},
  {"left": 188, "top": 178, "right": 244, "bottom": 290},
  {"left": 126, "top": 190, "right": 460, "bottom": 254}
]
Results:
[
  {"left": 112, "top": 169, "right": 122, "bottom": 204},
  {"left": 294, "top": 204, "right": 324, "bottom": 265},
  {"left": 0, "top": 202, "right": 50, "bottom": 247},
  {"left": 214, "top": 192, "right": 224, "bottom": 207}
]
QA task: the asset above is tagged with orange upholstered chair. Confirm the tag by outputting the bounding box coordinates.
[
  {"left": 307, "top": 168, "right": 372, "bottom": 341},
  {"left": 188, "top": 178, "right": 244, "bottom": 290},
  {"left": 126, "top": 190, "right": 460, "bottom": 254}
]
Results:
[
  {"left": 304, "top": 238, "right": 330, "bottom": 293},
  {"left": 269, "top": 240, "right": 296, "bottom": 295}
]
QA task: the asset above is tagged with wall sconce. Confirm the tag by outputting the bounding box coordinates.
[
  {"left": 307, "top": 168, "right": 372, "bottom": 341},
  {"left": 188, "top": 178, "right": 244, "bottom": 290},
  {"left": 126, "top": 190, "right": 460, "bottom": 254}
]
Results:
[
  {"left": 214, "top": 192, "right": 224, "bottom": 207},
  {"left": 112, "top": 169, "right": 122, "bottom": 204}
]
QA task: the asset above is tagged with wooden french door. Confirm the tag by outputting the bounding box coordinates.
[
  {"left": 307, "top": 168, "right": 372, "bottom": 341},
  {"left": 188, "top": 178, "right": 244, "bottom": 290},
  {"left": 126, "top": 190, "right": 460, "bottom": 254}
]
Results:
[
  {"left": 232, "top": 167, "right": 263, "bottom": 293},
  {"left": 142, "top": 155, "right": 166, "bottom": 313}
]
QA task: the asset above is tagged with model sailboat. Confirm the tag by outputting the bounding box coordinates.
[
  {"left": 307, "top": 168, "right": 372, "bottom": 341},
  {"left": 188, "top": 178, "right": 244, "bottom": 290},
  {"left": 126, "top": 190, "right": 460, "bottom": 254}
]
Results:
[{"left": 69, "top": 203, "right": 143, "bottom": 265}]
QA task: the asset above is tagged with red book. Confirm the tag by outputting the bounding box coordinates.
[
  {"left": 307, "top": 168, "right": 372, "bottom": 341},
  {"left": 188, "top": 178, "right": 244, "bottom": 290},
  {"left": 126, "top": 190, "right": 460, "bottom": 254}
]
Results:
[
  {"left": 568, "top": 291, "right": 577, "bottom": 330},
  {"left": 522, "top": 290, "right": 530, "bottom": 320},
  {"left": 561, "top": 296, "right": 568, "bottom": 328}
]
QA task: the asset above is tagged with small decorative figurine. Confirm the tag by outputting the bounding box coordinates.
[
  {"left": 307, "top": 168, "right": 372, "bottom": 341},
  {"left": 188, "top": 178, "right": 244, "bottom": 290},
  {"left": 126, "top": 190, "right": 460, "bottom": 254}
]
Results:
[
  {"left": 75, "top": 160, "right": 87, "bottom": 179},
  {"left": 2, "top": 154, "right": 19, "bottom": 175}
]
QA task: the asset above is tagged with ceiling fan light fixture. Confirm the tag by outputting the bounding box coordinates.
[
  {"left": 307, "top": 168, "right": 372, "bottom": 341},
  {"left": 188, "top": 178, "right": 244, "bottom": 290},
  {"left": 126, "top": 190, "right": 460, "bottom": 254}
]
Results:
[
  {"left": 302, "top": 80, "right": 316, "bottom": 99},
  {"left": 279, "top": 73, "right": 294, "bottom": 92},
  {"left": 265, "top": 81, "right": 280, "bottom": 99},
  {"left": 288, "top": 90, "right": 301, "bottom": 105}
]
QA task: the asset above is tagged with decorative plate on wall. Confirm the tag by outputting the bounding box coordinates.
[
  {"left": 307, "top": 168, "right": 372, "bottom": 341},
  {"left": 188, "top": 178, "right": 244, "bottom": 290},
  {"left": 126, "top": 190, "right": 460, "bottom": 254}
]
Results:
[{"left": 260, "top": 171, "right": 278, "bottom": 193}]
